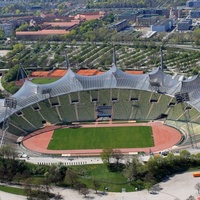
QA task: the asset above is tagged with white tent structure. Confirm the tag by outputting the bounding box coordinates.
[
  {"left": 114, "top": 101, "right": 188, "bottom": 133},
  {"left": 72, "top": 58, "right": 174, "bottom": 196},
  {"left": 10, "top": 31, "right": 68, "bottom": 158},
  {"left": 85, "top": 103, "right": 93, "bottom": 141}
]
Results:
[{"left": 0, "top": 65, "right": 197, "bottom": 123}]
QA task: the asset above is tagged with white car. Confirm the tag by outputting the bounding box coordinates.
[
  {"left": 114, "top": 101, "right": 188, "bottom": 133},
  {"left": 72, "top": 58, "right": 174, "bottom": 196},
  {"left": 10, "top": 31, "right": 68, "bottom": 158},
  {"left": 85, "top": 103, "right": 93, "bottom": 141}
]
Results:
[{"left": 20, "top": 153, "right": 29, "bottom": 158}]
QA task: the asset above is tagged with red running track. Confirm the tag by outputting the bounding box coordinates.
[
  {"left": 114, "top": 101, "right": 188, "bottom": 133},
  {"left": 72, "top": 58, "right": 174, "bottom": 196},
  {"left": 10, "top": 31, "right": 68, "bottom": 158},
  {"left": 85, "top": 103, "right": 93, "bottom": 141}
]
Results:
[{"left": 23, "top": 121, "right": 182, "bottom": 156}]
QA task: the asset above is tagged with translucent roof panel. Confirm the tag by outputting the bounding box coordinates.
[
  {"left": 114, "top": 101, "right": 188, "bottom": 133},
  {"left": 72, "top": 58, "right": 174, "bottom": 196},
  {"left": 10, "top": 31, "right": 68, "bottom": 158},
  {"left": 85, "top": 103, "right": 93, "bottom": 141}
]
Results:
[
  {"left": 180, "top": 76, "right": 200, "bottom": 108},
  {"left": 1, "top": 67, "right": 200, "bottom": 122},
  {"left": 112, "top": 69, "right": 149, "bottom": 89},
  {"left": 75, "top": 72, "right": 116, "bottom": 89}
]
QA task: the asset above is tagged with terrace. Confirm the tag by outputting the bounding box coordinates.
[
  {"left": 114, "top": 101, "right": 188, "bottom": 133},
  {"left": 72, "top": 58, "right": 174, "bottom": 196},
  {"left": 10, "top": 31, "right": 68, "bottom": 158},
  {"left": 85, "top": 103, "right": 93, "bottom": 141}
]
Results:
[
  {"left": 137, "top": 91, "right": 152, "bottom": 120},
  {"left": 37, "top": 100, "right": 60, "bottom": 124},
  {"left": 98, "top": 89, "right": 112, "bottom": 106},
  {"left": 58, "top": 94, "right": 77, "bottom": 122},
  {"left": 8, "top": 123, "right": 26, "bottom": 136},
  {"left": 113, "top": 89, "right": 132, "bottom": 120},
  {"left": 76, "top": 91, "right": 95, "bottom": 121},
  {"left": 21, "top": 106, "right": 44, "bottom": 129},
  {"left": 166, "top": 103, "right": 184, "bottom": 121},
  {"left": 70, "top": 92, "right": 80, "bottom": 104},
  {"left": 111, "top": 88, "right": 120, "bottom": 101},
  {"left": 90, "top": 90, "right": 99, "bottom": 102},
  {"left": 147, "top": 94, "right": 172, "bottom": 120},
  {"left": 9, "top": 113, "right": 36, "bottom": 134}
]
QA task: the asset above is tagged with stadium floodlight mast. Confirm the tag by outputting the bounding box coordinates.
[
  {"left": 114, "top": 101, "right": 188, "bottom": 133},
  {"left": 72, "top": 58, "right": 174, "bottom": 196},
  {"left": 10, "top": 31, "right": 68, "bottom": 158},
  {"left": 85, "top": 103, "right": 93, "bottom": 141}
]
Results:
[
  {"left": 160, "top": 45, "right": 164, "bottom": 72},
  {"left": 0, "top": 97, "right": 17, "bottom": 147},
  {"left": 175, "top": 92, "right": 197, "bottom": 149}
]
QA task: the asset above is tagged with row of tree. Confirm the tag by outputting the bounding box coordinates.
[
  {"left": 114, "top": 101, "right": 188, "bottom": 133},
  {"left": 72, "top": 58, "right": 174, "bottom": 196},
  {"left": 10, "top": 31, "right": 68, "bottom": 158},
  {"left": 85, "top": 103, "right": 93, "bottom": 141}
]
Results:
[
  {"left": 86, "top": 0, "right": 186, "bottom": 9},
  {"left": 100, "top": 148, "right": 200, "bottom": 191}
]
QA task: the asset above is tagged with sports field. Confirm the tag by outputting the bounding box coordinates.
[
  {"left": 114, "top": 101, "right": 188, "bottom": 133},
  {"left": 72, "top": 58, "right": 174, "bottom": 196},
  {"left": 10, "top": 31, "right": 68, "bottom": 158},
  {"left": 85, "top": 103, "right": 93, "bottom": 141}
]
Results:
[
  {"left": 31, "top": 77, "right": 59, "bottom": 84},
  {"left": 48, "top": 126, "right": 154, "bottom": 150}
]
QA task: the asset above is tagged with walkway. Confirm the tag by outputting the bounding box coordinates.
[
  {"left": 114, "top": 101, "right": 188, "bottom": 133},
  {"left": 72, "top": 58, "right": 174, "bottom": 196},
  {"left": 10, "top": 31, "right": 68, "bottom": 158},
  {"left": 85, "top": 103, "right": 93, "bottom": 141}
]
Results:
[{"left": 0, "top": 171, "right": 200, "bottom": 200}]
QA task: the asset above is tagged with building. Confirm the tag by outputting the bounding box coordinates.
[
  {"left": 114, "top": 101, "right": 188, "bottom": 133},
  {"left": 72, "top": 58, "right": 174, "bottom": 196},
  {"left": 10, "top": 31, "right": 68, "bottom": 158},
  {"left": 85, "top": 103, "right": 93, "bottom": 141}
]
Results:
[
  {"left": 186, "top": 0, "right": 200, "bottom": 8},
  {"left": 151, "top": 19, "right": 173, "bottom": 32},
  {"left": 40, "top": 12, "right": 57, "bottom": 21},
  {"left": 142, "top": 9, "right": 170, "bottom": 18},
  {"left": 177, "top": 19, "right": 192, "bottom": 31},
  {"left": 190, "top": 10, "right": 200, "bottom": 18},
  {"left": 108, "top": 19, "right": 129, "bottom": 32},
  {"left": 0, "top": 23, "right": 13, "bottom": 37},
  {"left": 43, "top": 20, "right": 81, "bottom": 30},
  {"left": 16, "top": 29, "right": 69, "bottom": 40},
  {"left": 74, "top": 11, "right": 105, "bottom": 21},
  {"left": 0, "top": 2, "right": 12, "bottom": 8},
  {"left": 136, "top": 14, "right": 159, "bottom": 26},
  {"left": 156, "top": 9, "right": 170, "bottom": 18},
  {"left": 30, "top": 6, "right": 42, "bottom": 11},
  {"left": 117, "top": 10, "right": 141, "bottom": 22}
]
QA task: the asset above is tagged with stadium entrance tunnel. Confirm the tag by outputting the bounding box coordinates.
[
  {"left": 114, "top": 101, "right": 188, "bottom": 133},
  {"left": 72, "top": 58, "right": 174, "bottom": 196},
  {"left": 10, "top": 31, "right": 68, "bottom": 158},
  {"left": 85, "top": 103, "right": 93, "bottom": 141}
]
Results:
[
  {"left": 96, "top": 105, "right": 112, "bottom": 119},
  {"left": 155, "top": 114, "right": 168, "bottom": 120}
]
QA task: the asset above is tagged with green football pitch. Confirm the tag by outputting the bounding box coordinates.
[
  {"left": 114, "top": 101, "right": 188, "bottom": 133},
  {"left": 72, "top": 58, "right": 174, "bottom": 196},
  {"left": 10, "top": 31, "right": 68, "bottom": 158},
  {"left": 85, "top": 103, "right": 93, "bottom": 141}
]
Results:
[
  {"left": 31, "top": 77, "right": 59, "bottom": 84},
  {"left": 48, "top": 126, "right": 154, "bottom": 150}
]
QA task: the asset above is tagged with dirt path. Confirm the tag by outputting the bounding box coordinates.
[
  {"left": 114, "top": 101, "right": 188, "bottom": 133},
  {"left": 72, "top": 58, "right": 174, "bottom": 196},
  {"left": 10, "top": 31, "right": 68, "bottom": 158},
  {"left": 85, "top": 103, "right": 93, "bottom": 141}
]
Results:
[{"left": 23, "top": 121, "right": 182, "bottom": 156}]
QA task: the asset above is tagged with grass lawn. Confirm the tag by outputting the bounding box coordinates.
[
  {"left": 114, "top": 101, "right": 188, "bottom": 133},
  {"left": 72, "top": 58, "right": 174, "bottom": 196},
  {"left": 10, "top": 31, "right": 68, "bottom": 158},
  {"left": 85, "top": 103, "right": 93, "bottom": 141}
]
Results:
[
  {"left": 48, "top": 126, "right": 154, "bottom": 150},
  {"left": 70, "top": 164, "right": 142, "bottom": 192},
  {"left": 0, "top": 185, "right": 26, "bottom": 196},
  {"left": 31, "top": 77, "right": 59, "bottom": 84}
]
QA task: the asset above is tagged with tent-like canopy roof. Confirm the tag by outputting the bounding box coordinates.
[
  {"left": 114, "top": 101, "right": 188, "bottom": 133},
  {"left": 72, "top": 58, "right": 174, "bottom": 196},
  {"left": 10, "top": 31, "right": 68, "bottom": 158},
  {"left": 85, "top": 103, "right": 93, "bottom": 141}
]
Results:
[{"left": 0, "top": 65, "right": 199, "bottom": 122}]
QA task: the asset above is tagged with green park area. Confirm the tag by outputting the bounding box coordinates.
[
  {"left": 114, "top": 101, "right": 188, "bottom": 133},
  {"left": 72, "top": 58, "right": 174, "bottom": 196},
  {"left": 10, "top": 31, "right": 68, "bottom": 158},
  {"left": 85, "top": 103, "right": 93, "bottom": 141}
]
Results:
[
  {"left": 48, "top": 126, "right": 154, "bottom": 150},
  {"left": 0, "top": 185, "right": 25, "bottom": 196}
]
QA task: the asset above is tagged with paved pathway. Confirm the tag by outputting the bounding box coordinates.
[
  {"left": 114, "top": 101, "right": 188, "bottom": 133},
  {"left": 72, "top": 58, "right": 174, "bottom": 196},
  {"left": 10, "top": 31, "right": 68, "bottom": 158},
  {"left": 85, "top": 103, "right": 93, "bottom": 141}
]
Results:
[
  {"left": 0, "top": 191, "right": 26, "bottom": 200},
  {"left": 0, "top": 76, "right": 4, "bottom": 91},
  {"left": 22, "top": 156, "right": 103, "bottom": 165},
  {"left": 0, "top": 171, "right": 200, "bottom": 200}
]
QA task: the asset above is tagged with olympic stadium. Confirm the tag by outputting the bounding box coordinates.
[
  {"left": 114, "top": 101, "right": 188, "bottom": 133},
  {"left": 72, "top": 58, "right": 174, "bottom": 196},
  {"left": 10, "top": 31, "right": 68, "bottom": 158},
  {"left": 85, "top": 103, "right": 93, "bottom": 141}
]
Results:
[{"left": 0, "top": 55, "right": 200, "bottom": 154}]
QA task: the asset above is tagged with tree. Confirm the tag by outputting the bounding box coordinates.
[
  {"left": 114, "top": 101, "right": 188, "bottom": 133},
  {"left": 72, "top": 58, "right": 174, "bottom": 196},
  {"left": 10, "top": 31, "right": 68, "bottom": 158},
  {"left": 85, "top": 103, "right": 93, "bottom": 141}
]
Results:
[
  {"left": 195, "top": 182, "right": 200, "bottom": 194},
  {"left": 145, "top": 182, "right": 153, "bottom": 192},
  {"left": 80, "top": 187, "right": 89, "bottom": 198},
  {"left": 124, "top": 157, "right": 141, "bottom": 182},
  {"left": 180, "top": 150, "right": 191, "bottom": 159},
  {"left": 100, "top": 148, "right": 113, "bottom": 165},
  {"left": 24, "top": 179, "right": 53, "bottom": 200},
  {"left": 46, "top": 164, "right": 67, "bottom": 185},
  {"left": 179, "top": 150, "right": 191, "bottom": 167},
  {"left": 0, "top": 144, "right": 17, "bottom": 160},
  {"left": 93, "top": 180, "right": 100, "bottom": 194},
  {"left": 65, "top": 168, "right": 78, "bottom": 187},
  {"left": 186, "top": 195, "right": 195, "bottom": 200},
  {"left": 74, "top": 182, "right": 87, "bottom": 193},
  {"left": 0, "top": 29, "right": 5, "bottom": 40},
  {"left": 14, "top": 172, "right": 22, "bottom": 183},
  {"left": 192, "top": 67, "right": 199, "bottom": 75},
  {"left": 193, "top": 28, "right": 200, "bottom": 46},
  {"left": 16, "top": 23, "right": 29, "bottom": 31},
  {"left": 112, "top": 149, "right": 124, "bottom": 166}
]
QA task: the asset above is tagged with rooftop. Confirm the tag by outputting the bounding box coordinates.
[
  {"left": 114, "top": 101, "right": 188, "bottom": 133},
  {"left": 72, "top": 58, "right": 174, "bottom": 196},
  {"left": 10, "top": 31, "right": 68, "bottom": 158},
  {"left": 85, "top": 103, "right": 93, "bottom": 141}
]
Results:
[{"left": 16, "top": 30, "right": 69, "bottom": 36}]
